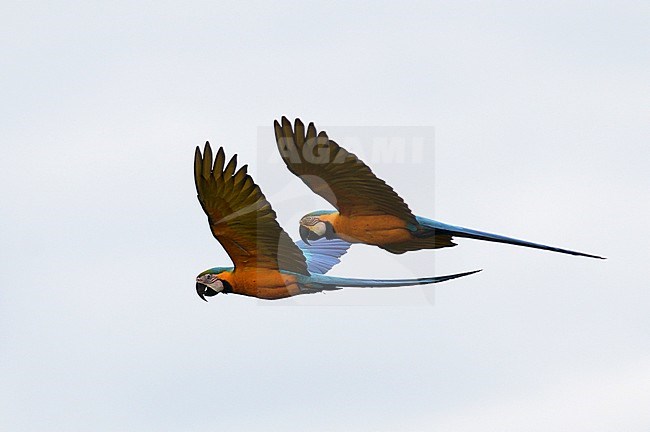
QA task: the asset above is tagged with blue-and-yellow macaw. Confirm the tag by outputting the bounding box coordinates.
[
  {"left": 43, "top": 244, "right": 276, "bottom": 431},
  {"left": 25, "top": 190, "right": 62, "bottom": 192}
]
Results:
[
  {"left": 194, "top": 142, "right": 480, "bottom": 301},
  {"left": 274, "top": 117, "right": 604, "bottom": 259}
]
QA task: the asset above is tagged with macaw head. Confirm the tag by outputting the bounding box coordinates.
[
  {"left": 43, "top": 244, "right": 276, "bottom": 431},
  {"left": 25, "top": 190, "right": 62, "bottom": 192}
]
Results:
[
  {"left": 299, "top": 210, "right": 336, "bottom": 244},
  {"left": 195, "top": 267, "right": 233, "bottom": 301}
]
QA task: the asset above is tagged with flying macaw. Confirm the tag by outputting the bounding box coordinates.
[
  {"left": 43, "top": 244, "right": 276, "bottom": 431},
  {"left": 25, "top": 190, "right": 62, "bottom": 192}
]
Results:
[
  {"left": 193, "top": 142, "right": 480, "bottom": 301},
  {"left": 273, "top": 117, "right": 604, "bottom": 259}
]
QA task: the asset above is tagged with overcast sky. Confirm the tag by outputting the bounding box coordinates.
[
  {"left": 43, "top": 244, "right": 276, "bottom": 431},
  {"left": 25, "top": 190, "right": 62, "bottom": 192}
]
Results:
[{"left": 1, "top": 1, "right": 649, "bottom": 431}]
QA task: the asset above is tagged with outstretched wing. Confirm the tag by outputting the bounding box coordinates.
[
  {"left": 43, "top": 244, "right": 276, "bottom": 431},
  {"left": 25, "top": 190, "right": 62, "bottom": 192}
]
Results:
[
  {"left": 274, "top": 117, "right": 417, "bottom": 226},
  {"left": 194, "top": 142, "right": 309, "bottom": 275},
  {"left": 295, "top": 237, "right": 351, "bottom": 275}
]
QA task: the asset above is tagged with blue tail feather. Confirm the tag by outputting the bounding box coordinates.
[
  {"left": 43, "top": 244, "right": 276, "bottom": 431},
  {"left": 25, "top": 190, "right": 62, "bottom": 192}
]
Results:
[
  {"left": 299, "top": 269, "right": 481, "bottom": 290},
  {"left": 416, "top": 216, "right": 604, "bottom": 259}
]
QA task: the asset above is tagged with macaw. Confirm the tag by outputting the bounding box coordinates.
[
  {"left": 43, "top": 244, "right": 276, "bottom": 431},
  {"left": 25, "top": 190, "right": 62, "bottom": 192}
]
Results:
[
  {"left": 193, "top": 142, "right": 480, "bottom": 301},
  {"left": 273, "top": 117, "right": 604, "bottom": 259}
]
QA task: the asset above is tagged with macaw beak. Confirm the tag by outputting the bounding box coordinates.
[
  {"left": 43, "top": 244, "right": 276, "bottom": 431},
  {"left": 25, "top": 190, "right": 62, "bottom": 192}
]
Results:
[
  {"left": 196, "top": 282, "right": 218, "bottom": 302},
  {"left": 299, "top": 225, "right": 314, "bottom": 245}
]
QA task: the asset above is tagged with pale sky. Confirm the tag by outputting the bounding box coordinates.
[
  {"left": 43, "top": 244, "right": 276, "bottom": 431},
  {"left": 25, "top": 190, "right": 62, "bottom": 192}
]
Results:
[{"left": 1, "top": 1, "right": 649, "bottom": 431}]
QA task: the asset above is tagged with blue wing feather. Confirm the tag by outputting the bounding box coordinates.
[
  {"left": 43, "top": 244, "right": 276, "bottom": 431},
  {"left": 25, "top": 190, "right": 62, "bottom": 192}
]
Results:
[{"left": 295, "top": 238, "right": 351, "bottom": 275}]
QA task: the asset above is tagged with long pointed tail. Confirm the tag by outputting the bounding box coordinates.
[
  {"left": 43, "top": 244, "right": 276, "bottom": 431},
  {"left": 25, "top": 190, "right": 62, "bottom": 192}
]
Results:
[
  {"left": 417, "top": 217, "right": 604, "bottom": 259},
  {"left": 301, "top": 269, "right": 481, "bottom": 290}
]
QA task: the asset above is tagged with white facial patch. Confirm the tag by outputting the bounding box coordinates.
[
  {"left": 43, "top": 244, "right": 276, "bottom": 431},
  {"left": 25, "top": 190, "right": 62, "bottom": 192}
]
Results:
[
  {"left": 197, "top": 274, "right": 224, "bottom": 293},
  {"left": 300, "top": 216, "right": 318, "bottom": 226},
  {"left": 206, "top": 276, "right": 223, "bottom": 292},
  {"left": 208, "top": 279, "right": 224, "bottom": 293},
  {"left": 312, "top": 221, "right": 327, "bottom": 237}
]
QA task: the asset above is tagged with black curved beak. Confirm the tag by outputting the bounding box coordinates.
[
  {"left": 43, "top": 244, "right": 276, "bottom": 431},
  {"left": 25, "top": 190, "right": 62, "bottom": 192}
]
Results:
[
  {"left": 196, "top": 282, "right": 218, "bottom": 302},
  {"left": 299, "top": 225, "right": 312, "bottom": 245}
]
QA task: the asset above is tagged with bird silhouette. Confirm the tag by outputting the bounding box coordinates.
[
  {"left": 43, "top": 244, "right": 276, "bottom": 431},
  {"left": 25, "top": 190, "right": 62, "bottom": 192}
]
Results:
[{"left": 274, "top": 117, "right": 603, "bottom": 259}]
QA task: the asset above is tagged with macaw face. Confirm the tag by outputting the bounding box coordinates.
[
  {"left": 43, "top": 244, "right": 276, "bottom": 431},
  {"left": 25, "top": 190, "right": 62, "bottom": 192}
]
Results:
[
  {"left": 299, "top": 216, "right": 326, "bottom": 244},
  {"left": 299, "top": 215, "right": 334, "bottom": 244},
  {"left": 195, "top": 273, "right": 224, "bottom": 301}
]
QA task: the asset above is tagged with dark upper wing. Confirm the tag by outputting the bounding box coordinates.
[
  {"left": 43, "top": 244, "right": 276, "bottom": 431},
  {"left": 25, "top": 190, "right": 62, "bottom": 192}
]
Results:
[
  {"left": 194, "top": 142, "right": 309, "bottom": 275},
  {"left": 274, "top": 117, "right": 417, "bottom": 226}
]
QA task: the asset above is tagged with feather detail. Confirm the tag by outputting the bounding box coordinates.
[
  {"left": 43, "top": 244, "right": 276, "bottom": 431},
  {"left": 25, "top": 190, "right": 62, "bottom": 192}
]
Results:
[{"left": 295, "top": 237, "right": 351, "bottom": 274}]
